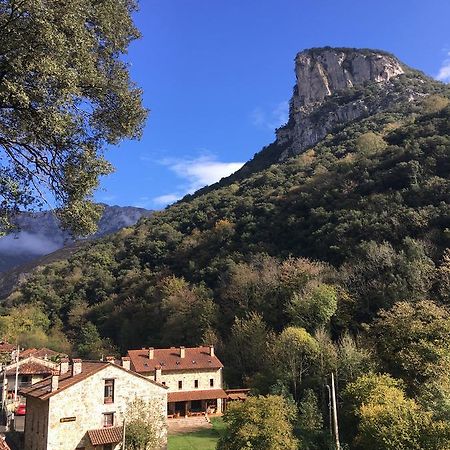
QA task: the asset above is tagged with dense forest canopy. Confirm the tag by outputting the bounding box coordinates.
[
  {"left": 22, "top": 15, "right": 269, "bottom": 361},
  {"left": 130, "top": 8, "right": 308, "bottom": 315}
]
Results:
[{"left": 1, "top": 49, "right": 450, "bottom": 449}]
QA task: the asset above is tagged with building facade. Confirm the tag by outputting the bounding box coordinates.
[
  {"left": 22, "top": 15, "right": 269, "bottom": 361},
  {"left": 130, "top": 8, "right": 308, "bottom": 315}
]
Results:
[
  {"left": 1, "top": 356, "right": 59, "bottom": 403},
  {"left": 21, "top": 359, "right": 168, "bottom": 450},
  {"left": 127, "top": 346, "right": 227, "bottom": 417}
]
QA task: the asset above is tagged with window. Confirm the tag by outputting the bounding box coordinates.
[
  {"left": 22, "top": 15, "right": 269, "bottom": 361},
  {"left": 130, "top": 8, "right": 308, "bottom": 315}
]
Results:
[
  {"left": 178, "top": 380, "right": 182, "bottom": 390},
  {"left": 194, "top": 380, "right": 199, "bottom": 388},
  {"left": 162, "top": 381, "right": 166, "bottom": 386},
  {"left": 104, "top": 379, "right": 114, "bottom": 403},
  {"left": 210, "top": 378, "right": 214, "bottom": 387},
  {"left": 103, "top": 413, "right": 114, "bottom": 428}
]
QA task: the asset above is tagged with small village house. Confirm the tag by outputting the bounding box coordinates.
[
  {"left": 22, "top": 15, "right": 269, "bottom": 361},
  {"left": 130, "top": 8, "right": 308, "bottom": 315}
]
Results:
[
  {"left": 21, "top": 358, "right": 168, "bottom": 450},
  {"left": 127, "top": 345, "right": 227, "bottom": 418},
  {"left": 1, "top": 356, "right": 59, "bottom": 403}
]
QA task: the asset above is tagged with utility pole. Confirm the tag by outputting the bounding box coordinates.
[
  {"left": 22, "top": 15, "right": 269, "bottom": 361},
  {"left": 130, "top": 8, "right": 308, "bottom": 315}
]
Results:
[
  {"left": 331, "top": 372, "right": 340, "bottom": 450},
  {"left": 14, "top": 345, "right": 19, "bottom": 403},
  {"left": 326, "top": 383, "right": 332, "bottom": 438},
  {"left": 122, "top": 419, "right": 126, "bottom": 449}
]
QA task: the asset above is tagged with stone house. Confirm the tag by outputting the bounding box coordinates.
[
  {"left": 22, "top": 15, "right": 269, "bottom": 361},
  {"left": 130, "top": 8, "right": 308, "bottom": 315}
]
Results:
[
  {"left": 1, "top": 356, "right": 59, "bottom": 402},
  {"left": 127, "top": 346, "right": 227, "bottom": 417},
  {"left": 20, "top": 358, "right": 168, "bottom": 450}
]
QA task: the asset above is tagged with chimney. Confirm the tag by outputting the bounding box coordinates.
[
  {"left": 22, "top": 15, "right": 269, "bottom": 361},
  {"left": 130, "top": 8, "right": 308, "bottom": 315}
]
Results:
[
  {"left": 148, "top": 347, "right": 154, "bottom": 360},
  {"left": 51, "top": 375, "right": 59, "bottom": 392},
  {"left": 121, "top": 357, "right": 131, "bottom": 371},
  {"left": 72, "top": 359, "right": 82, "bottom": 376},
  {"left": 106, "top": 356, "right": 115, "bottom": 363},
  {"left": 59, "top": 358, "right": 69, "bottom": 375},
  {"left": 209, "top": 345, "right": 215, "bottom": 358},
  {"left": 154, "top": 365, "right": 162, "bottom": 383},
  {"left": 180, "top": 346, "right": 185, "bottom": 358}
]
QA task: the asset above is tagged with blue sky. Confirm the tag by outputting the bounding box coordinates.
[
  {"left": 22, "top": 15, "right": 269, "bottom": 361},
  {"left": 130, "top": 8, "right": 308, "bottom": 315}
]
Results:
[{"left": 95, "top": 0, "right": 450, "bottom": 209}]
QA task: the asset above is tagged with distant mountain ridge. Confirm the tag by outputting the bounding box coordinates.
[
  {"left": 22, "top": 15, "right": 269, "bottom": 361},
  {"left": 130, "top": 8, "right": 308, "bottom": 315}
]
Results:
[{"left": 0, "top": 204, "right": 152, "bottom": 272}]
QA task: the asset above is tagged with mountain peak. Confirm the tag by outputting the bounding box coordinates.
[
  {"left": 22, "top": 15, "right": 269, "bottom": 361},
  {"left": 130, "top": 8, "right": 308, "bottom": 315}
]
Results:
[
  {"left": 294, "top": 47, "right": 404, "bottom": 108},
  {"left": 272, "top": 47, "right": 427, "bottom": 161}
]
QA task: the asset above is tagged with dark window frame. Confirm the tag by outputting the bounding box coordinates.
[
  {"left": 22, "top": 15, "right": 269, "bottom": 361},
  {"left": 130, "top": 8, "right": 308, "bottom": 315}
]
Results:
[
  {"left": 104, "top": 379, "right": 114, "bottom": 404},
  {"left": 103, "top": 412, "right": 114, "bottom": 428}
]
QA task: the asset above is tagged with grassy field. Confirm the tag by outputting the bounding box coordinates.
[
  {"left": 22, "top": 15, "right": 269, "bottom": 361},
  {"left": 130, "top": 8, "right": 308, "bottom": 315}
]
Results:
[{"left": 168, "top": 418, "right": 225, "bottom": 450}]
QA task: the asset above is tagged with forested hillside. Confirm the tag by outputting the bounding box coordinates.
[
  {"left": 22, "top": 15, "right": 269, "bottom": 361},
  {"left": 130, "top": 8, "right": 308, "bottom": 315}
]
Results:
[{"left": 2, "top": 48, "right": 450, "bottom": 449}]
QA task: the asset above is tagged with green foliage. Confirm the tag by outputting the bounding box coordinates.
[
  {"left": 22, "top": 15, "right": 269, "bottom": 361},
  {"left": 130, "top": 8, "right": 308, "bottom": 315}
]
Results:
[
  {"left": 355, "top": 132, "right": 387, "bottom": 156},
  {"left": 370, "top": 300, "right": 450, "bottom": 390},
  {"left": 225, "top": 312, "right": 275, "bottom": 387},
  {"left": 0, "top": 305, "right": 71, "bottom": 352},
  {"left": 0, "top": 0, "right": 147, "bottom": 234},
  {"left": 275, "top": 327, "right": 319, "bottom": 400},
  {"left": 159, "top": 276, "right": 217, "bottom": 346},
  {"left": 298, "top": 389, "right": 329, "bottom": 450},
  {"left": 344, "top": 373, "right": 450, "bottom": 450},
  {"left": 125, "top": 397, "right": 166, "bottom": 450},
  {"left": 287, "top": 283, "right": 337, "bottom": 332},
  {"left": 437, "top": 249, "right": 450, "bottom": 304},
  {"left": 217, "top": 395, "right": 299, "bottom": 450},
  {"left": 337, "top": 332, "right": 375, "bottom": 386}
]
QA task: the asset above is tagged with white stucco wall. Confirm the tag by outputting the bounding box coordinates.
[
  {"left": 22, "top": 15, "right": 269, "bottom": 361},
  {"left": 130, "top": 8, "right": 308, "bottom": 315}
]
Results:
[{"left": 144, "top": 368, "right": 223, "bottom": 393}]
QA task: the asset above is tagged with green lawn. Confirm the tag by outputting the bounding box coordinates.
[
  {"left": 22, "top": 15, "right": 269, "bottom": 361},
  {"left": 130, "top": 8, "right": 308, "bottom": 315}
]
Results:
[{"left": 168, "top": 418, "right": 225, "bottom": 450}]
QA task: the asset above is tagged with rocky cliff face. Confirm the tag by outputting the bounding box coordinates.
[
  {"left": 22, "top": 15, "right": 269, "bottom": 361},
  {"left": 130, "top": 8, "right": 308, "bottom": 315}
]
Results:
[{"left": 275, "top": 48, "right": 408, "bottom": 160}]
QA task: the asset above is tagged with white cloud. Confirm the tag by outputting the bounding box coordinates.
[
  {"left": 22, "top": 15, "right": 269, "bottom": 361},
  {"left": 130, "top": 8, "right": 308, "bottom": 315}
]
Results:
[
  {"left": 151, "top": 154, "right": 245, "bottom": 207},
  {"left": 437, "top": 52, "right": 450, "bottom": 82},
  {"left": 251, "top": 100, "right": 289, "bottom": 130},
  {"left": 152, "top": 193, "right": 179, "bottom": 206}
]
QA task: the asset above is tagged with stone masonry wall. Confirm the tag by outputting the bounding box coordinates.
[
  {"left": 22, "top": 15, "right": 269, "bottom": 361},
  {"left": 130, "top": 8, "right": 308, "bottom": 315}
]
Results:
[{"left": 25, "top": 364, "right": 167, "bottom": 450}]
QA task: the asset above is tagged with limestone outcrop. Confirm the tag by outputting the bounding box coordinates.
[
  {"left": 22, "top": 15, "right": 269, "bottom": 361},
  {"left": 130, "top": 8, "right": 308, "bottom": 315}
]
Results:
[{"left": 275, "top": 48, "right": 407, "bottom": 160}]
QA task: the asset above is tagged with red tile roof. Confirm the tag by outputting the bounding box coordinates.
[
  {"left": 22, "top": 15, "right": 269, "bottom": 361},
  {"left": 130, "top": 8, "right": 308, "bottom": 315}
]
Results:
[
  {"left": 0, "top": 436, "right": 11, "bottom": 450},
  {"left": 5, "top": 361, "right": 58, "bottom": 376},
  {"left": 226, "top": 389, "right": 250, "bottom": 401},
  {"left": 87, "top": 426, "right": 123, "bottom": 445},
  {"left": 168, "top": 389, "right": 228, "bottom": 403},
  {"left": 20, "top": 360, "right": 167, "bottom": 400},
  {"left": 128, "top": 346, "right": 223, "bottom": 373},
  {"left": 0, "top": 342, "right": 15, "bottom": 353},
  {"left": 20, "top": 361, "right": 108, "bottom": 399},
  {"left": 19, "top": 347, "right": 67, "bottom": 360}
]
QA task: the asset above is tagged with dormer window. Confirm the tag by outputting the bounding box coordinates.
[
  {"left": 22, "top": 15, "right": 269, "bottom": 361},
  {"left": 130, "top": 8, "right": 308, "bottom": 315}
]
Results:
[{"left": 104, "top": 379, "right": 114, "bottom": 403}]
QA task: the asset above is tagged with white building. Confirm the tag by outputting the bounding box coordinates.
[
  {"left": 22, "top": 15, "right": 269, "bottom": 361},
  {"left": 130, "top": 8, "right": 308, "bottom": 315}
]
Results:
[
  {"left": 127, "top": 346, "right": 227, "bottom": 417},
  {"left": 21, "top": 358, "right": 168, "bottom": 450}
]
